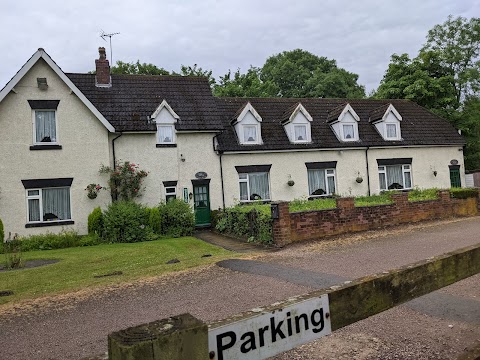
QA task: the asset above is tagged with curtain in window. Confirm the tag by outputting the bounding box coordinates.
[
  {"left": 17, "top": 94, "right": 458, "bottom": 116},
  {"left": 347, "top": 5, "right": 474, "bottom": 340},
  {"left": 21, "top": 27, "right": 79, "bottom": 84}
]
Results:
[
  {"left": 158, "top": 126, "right": 173, "bottom": 143},
  {"left": 308, "top": 169, "right": 326, "bottom": 195},
  {"left": 379, "top": 173, "right": 387, "bottom": 190},
  {"left": 35, "top": 111, "right": 56, "bottom": 142},
  {"left": 327, "top": 176, "right": 336, "bottom": 194},
  {"left": 244, "top": 127, "right": 257, "bottom": 142},
  {"left": 42, "top": 188, "right": 71, "bottom": 220},
  {"left": 386, "top": 165, "right": 403, "bottom": 189},
  {"left": 294, "top": 126, "right": 307, "bottom": 141},
  {"left": 343, "top": 125, "right": 354, "bottom": 139},
  {"left": 386, "top": 124, "right": 397, "bottom": 138},
  {"left": 239, "top": 181, "right": 248, "bottom": 201},
  {"left": 28, "top": 199, "right": 41, "bottom": 222},
  {"left": 249, "top": 172, "right": 269, "bottom": 200},
  {"left": 404, "top": 171, "right": 412, "bottom": 188}
]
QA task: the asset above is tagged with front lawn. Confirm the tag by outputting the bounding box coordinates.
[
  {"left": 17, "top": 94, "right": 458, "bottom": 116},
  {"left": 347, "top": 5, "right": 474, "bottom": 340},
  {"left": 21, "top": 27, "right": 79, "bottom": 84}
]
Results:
[{"left": 0, "top": 237, "right": 236, "bottom": 305}]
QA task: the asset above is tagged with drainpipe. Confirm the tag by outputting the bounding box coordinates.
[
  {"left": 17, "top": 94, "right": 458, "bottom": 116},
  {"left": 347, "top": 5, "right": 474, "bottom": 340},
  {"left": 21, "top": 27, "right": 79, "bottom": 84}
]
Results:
[
  {"left": 213, "top": 134, "right": 226, "bottom": 209},
  {"left": 365, "top": 147, "right": 371, "bottom": 196},
  {"left": 111, "top": 133, "right": 123, "bottom": 202},
  {"left": 112, "top": 133, "right": 123, "bottom": 165}
]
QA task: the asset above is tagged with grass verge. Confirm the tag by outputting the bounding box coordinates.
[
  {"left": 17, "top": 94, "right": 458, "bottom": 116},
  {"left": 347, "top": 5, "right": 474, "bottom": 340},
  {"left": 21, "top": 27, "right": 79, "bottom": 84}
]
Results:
[{"left": 0, "top": 237, "right": 236, "bottom": 305}]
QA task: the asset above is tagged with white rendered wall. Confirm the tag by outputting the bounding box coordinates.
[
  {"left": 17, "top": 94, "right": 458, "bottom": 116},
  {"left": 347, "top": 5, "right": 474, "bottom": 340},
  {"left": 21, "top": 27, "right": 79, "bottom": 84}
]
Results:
[{"left": 0, "top": 59, "right": 111, "bottom": 236}]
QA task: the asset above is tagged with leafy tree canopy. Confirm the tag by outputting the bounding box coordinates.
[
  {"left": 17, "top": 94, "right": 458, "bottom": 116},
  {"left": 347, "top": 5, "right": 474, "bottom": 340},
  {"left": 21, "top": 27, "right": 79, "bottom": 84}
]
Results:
[
  {"left": 374, "top": 16, "right": 480, "bottom": 170},
  {"left": 111, "top": 60, "right": 169, "bottom": 75}
]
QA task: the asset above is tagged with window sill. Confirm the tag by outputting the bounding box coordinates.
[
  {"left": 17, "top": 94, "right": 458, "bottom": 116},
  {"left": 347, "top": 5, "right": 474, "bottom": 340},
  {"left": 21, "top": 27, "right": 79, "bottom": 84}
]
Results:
[
  {"left": 25, "top": 220, "right": 74, "bottom": 228},
  {"left": 30, "top": 145, "right": 62, "bottom": 150},
  {"left": 156, "top": 144, "right": 177, "bottom": 148}
]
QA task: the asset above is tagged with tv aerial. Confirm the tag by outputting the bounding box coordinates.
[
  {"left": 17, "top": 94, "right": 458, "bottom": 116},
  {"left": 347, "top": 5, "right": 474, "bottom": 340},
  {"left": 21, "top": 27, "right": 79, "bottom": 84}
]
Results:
[{"left": 100, "top": 30, "right": 120, "bottom": 64}]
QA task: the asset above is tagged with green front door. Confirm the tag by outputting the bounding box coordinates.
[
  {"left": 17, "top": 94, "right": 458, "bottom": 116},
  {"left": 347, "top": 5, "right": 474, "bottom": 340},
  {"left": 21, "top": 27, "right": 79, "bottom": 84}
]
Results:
[
  {"left": 450, "top": 168, "right": 461, "bottom": 188},
  {"left": 193, "top": 184, "right": 211, "bottom": 226}
]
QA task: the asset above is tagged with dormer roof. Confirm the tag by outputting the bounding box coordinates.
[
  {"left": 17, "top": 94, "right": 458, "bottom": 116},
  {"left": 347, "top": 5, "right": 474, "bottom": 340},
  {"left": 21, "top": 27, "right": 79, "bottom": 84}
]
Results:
[
  {"left": 281, "top": 102, "right": 313, "bottom": 125},
  {"left": 327, "top": 103, "right": 360, "bottom": 124},
  {"left": 369, "top": 103, "right": 402, "bottom": 123},
  {"left": 231, "top": 101, "right": 263, "bottom": 125},
  {"left": 151, "top": 99, "right": 180, "bottom": 121}
]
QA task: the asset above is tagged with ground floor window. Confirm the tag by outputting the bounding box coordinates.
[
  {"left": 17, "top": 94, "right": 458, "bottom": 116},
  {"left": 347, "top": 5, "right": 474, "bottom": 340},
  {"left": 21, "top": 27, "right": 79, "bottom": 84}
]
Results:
[
  {"left": 26, "top": 187, "right": 72, "bottom": 223},
  {"left": 239, "top": 172, "right": 270, "bottom": 201},
  {"left": 165, "top": 186, "right": 177, "bottom": 202},
  {"left": 378, "top": 164, "right": 412, "bottom": 190},
  {"left": 308, "top": 169, "right": 336, "bottom": 196}
]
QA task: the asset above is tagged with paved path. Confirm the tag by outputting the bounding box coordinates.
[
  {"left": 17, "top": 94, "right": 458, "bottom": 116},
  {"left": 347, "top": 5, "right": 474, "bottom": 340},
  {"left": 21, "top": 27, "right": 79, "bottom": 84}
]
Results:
[
  {"left": 0, "top": 217, "right": 479, "bottom": 359},
  {"left": 194, "top": 229, "right": 269, "bottom": 253}
]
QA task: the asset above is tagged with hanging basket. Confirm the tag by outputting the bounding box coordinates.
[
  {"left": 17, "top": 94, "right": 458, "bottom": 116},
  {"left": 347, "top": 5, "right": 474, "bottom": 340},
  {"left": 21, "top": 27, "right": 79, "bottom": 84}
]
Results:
[
  {"left": 87, "top": 192, "right": 98, "bottom": 200},
  {"left": 287, "top": 180, "right": 295, "bottom": 187},
  {"left": 356, "top": 177, "right": 364, "bottom": 184}
]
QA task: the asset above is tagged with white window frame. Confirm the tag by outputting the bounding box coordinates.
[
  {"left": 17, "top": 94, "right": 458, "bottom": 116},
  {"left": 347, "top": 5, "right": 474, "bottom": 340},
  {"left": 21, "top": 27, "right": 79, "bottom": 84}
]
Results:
[
  {"left": 157, "top": 124, "right": 176, "bottom": 144},
  {"left": 342, "top": 124, "right": 355, "bottom": 141},
  {"left": 378, "top": 164, "right": 412, "bottom": 191},
  {"left": 238, "top": 172, "right": 271, "bottom": 202},
  {"left": 26, "top": 186, "right": 72, "bottom": 224},
  {"left": 33, "top": 109, "right": 58, "bottom": 145},
  {"left": 385, "top": 123, "right": 399, "bottom": 140},
  {"left": 308, "top": 168, "right": 336, "bottom": 197},
  {"left": 165, "top": 185, "right": 177, "bottom": 201},
  {"left": 242, "top": 125, "right": 259, "bottom": 144},
  {"left": 293, "top": 124, "right": 309, "bottom": 143}
]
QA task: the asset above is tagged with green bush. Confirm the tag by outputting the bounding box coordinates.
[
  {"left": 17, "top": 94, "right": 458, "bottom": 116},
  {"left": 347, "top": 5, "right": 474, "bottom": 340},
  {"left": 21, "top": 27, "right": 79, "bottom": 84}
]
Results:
[
  {"left": 158, "top": 199, "right": 195, "bottom": 237},
  {"left": 148, "top": 207, "right": 162, "bottom": 235},
  {"left": 88, "top": 207, "right": 104, "bottom": 235},
  {"left": 289, "top": 197, "right": 337, "bottom": 212},
  {"left": 215, "top": 204, "right": 272, "bottom": 244},
  {"left": 408, "top": 188, "right": 439, "bottom": 201},
  {"left": 355, "top": 193, "right": 393, "bottom": 206},
  {"left": 18, "top": 230, "right": 82, "bottom": 252},
  {"left": 103, "top": 201, "right": 151, "bottom": 243},
  {"left": 450, "top": 187, "right": 479, "bottom": 199},
  {"left": 79, "top": 234, "right": 103, "bottom": 247}
]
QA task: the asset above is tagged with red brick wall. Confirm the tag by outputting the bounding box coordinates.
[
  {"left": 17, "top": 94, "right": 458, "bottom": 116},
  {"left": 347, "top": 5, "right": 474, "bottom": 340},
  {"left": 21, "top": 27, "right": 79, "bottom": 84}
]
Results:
[{"left": 272, "top": 191, "right": 478, "bottom": 246}]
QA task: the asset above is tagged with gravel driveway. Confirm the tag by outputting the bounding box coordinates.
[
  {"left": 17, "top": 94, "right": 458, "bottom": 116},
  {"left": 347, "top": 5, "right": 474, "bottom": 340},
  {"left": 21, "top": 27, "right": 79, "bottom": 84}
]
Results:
[{"left": 0, "top": 217, "right": 479, "bottom": 359}]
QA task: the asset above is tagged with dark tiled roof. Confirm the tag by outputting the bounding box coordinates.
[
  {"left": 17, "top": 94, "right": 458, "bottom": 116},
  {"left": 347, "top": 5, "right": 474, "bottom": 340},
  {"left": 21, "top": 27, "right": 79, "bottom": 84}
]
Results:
[
  {"left": 231, "top": 101, "right": 250, "bottom": 124},
  {"left": 280, "top": 102, "right": 301, "bottom": 124},
  {"left": 326, "top": 102, "right": 348, "bottom": 123},
  {"left": 66, "top": 73, "right": 224, "bottom": 132},
  {"left": 369, "top": 103, "right": 391, "bottom": 123},
  {"left": 214, "top": 97, "right": 465, "bottom": 152}
]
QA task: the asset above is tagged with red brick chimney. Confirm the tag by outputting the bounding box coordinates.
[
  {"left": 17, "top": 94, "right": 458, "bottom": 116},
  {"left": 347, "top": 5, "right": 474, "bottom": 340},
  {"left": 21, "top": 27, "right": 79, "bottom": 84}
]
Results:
[{"left": 95, "top": 47, "right": 111, "bottom": 87}]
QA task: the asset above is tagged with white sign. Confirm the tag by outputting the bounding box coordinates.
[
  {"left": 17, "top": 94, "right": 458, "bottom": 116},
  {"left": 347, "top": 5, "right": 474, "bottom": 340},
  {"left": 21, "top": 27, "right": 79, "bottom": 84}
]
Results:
[{"left": 208, "top": 295, "right": 331, "bottom": 360}]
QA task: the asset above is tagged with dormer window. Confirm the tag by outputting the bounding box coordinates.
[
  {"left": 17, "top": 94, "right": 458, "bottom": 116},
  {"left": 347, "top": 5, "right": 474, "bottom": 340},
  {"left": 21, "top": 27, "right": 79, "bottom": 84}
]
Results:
[
  {"left": 151, "top": 99, "right": 179, "bottom": 146},
  {"left": 370, "top": 104, "right": 402, "bottom": 141},
  {"left": 243, "top": 125, "right": 258, "bottom": 143},
  {"left": 232, "top": 102, "right": 263, "bottom": 145},
  {"left": 282, "top": 103, "right": 312, "bottom": 143},
  {"left": 327, "top": 103, "right": 360, "bottom": 142},
  {"left": 158, "top": 125, "right": 175, "bottom": 144}
]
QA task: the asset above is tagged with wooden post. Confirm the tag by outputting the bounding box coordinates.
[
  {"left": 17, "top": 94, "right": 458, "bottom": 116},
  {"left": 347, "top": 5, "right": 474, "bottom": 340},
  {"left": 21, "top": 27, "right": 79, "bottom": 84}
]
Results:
[{"left": 108, "top": 313, "right": 207, "bottom": 360}]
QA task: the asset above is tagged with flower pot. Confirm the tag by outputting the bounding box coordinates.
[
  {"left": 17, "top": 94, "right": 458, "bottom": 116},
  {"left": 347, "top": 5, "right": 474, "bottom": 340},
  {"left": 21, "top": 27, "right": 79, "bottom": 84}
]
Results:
[
  {"left": 356, "top": 177, "right": 363, "bottom": 183},
  {"left": 87, "top": 192, "right": 98, "bottom": 199}
]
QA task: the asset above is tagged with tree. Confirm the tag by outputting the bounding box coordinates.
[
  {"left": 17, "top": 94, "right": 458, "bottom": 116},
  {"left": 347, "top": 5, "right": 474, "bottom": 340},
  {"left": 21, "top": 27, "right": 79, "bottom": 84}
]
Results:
[
  {"left": 213, "top": 67, "right": 275, "bottom": 97},
  {"left": 111, "top": 60, "right": 170, "bottom": 75},
  {"left": 175, "top": 64, "right": 216, "bottom": 88},
  {"left": 374, "top": 16, "right": 480, "bottom": 170},
  {"left": 260, "top": 49, "right": 365, "bottom": 98},
  {"left": 214, "top": 49, "right": 365, "bottom": 98},
  {"left": 374, "top": 52, "right": 457, "bottom": 115},
  {"left": 422, "top": 16, "right": 480, "bottom": 103}
]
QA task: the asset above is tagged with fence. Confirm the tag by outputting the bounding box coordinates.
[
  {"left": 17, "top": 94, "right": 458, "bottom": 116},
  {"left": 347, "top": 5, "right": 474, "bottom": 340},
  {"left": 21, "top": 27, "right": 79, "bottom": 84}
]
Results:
[{"left": 87, "top": 243, "right": 480, "bottom": 360}]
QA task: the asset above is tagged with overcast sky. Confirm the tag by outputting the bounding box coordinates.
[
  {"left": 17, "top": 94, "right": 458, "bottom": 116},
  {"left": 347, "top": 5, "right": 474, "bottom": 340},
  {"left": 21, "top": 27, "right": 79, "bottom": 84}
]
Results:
[{"left": 1, "top": 0, "right": 478, "bottom": 94}]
